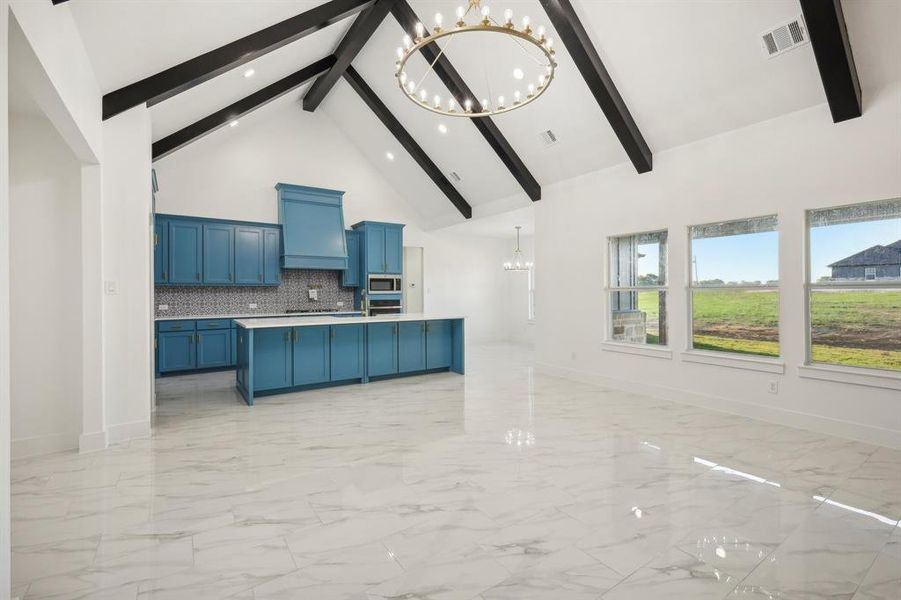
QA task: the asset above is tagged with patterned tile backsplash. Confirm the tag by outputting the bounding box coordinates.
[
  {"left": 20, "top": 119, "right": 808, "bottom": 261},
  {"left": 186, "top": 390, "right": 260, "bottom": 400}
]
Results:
[{"left": 154, "top": 270, "right": 355, "bottom": 317}]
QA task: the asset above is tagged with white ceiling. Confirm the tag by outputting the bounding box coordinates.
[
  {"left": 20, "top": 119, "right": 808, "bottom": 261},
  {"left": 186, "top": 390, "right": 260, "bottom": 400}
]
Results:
[{"left": 66, "top": 0, "right": 897, "bottom": 230}]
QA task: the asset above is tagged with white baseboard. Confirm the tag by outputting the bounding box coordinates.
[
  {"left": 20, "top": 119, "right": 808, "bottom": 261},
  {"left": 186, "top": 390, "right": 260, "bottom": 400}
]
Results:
[
  {"left": 12, "top": 431, "right": 78, "bottom": 459},
  {"left": 79, "top": 430, "right": 108, "bottom": 453},
  {"left": 535, "top": 362, "right": 901, "bottom": 450},
  {"left": 107, "top": 419, "right": 151, "bottom": 444}
]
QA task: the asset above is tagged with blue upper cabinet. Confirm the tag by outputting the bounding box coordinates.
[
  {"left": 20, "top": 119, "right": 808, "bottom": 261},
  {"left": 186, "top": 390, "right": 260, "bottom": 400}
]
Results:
[
  {"left": 235, "top": 226, "right": 264, "bottom": 285},
  {"left": 277, "top": 184, "right": 348, "bottom": 270},
  {"left": 154, "top": 218, "right": 169, "bottom": 284},
  {"left": 353, "top": 221, "right": 405, "bottom": 275},
  {"left": 168, "top": 220, "right": 203, "bottom": 284},
  {"left": 342, "top": 230, "right": 361, "bottom": 287},
  {"left": 155, "top": 214, "right": 281, "bottom": 287},
  {"left": 203, "top": 223, "right": 234, "bottom": 284},
  {"left": 263, "top": 228, "right": 282, "bottom": 285}
]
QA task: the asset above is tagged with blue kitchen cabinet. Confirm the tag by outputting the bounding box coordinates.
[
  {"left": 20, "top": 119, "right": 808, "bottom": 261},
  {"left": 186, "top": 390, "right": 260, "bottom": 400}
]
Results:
[
  {"left": 367, "top": 322, "right": 398, "bottom": 377},
  {"left": 230, "top": 324, "right": 237, "bottom": 367},
  {"left": 277, "top": 184, "right": 348, "bottom": 270},
  {"left": 154, "top": 219, "right": 169, "bottom": 284},
  {"left": 197, "top": 329, "right": 230, "bottom": 368},
  {"left": 168, "top": 220, "right": 203, "bottom": 284},
  {"left": 342, "top": 230, "right": 361, "bottom": 287},
  {"left": 385, "top": 227, "right": 403, "bottom": 274},
  {"left": 253, "top": 328, "right": 293, "bottom": 391},
  {"left": 235, "top": 226, "right": 264, "bottom": 285},
  {"left": 158, "top": 331, "right": 196, "bottom": 372},
  {"left": 426, "top": 320, "right": 453, "bottom": 369},
  {"left": 398, "top": 321, "right": 426, "bottom": 373},
  {"left": 330, "top": 324, "right": 364, "bottom": 380},
  {"left": 292, "top": 325, "right": 330, "bottom": 386},
  {"left": 203, "top": 223, "right": 234, "bottom": 284},
  {"left": 263, "top": 228, "right": 281, "bottom": 285},
  {"left": 353, "top": 221, "right": 405, "bottom": 275}
]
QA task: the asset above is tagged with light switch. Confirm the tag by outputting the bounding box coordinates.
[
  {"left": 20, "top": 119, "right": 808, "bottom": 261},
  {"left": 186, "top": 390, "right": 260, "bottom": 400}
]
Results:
[
  {"left": 308, "top": 288, "right": 319, "bottom": 301},
  {"left": 248, "top": 303, "right": 258, "bottom": 309},
  {"left": 158, "top": 304, "right": 169, "bottom": 311},
  {"left": 104, "top": 280, "right": 118, "bottom": 295}
]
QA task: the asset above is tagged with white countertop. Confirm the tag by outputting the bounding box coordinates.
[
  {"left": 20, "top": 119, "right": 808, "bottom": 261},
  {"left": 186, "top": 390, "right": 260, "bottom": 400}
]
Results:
[
  {"left": 234, "top": 313, "right": 466, "bottom": 329},
  {"left": 156, "top": 311, "right": 362, "bottom": 322}
]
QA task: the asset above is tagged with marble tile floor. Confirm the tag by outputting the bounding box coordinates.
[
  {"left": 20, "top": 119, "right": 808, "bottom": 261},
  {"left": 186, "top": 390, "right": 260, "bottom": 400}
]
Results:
[{"left": 11, "top": 343, "right": 901, "bottom": 599}]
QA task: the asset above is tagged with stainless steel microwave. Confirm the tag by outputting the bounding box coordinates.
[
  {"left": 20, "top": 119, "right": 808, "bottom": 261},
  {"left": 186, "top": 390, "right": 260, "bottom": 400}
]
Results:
[{"left": 368, "top": 274, "right": 402, "bottom": 294}]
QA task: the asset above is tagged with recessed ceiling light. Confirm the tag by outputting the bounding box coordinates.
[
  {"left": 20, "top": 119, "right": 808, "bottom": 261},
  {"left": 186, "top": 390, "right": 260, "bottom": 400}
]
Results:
[
  {"left": 386, "top": 151, "right": 395, "bottom": 161},
  {"left": 229, "top": 120, "right": 239, "bottom": 127},
  {"left": 513, "top": 68, "right": 524, "bottom": 80},
  {"left": 243, "top": 68, "right": 255, "bottom": 78},
  {"left": 438, "top": 123, "right": 448, "bottom": 134}
]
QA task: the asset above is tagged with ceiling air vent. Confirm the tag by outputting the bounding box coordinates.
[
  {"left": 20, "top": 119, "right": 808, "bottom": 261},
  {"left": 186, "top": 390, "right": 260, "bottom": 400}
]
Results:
[
  {"left": 761, "top": 17, "right": 808, "bottom": 58},
  {"left": 449, "top": 171, "right": 463, "bottom": 183},
  {"left": 539, "top": 129, "right": 558, "bottom": 147}
]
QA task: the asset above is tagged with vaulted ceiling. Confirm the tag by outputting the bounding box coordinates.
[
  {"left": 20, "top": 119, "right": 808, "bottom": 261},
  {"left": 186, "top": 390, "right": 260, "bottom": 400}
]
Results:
[{"left": 66, "top": 0, "right": 897, "bottom": 232}]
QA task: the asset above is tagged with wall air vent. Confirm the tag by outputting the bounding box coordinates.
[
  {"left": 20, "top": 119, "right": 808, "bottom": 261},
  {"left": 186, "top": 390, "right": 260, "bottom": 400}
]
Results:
[
  {"left": 539, "top": 129, "right": 558, "bottom": 146},
  {"left": 761, "top": 17, "right": 808, "bottom": 58},
  {"left": 449, "top": 171, "right": 463, "bottom": 183}
]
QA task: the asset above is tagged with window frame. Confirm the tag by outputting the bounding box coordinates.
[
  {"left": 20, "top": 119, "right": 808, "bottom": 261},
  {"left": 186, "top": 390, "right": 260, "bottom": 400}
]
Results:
[
  {"left": 686, "top": 214, "right": 782, "bottom": 359},
  {"left": 604, "top": 229, "right": 669, "bottom": 348},
  {"left": 803, "top": 198, "right": 901, "bottom": 376}
]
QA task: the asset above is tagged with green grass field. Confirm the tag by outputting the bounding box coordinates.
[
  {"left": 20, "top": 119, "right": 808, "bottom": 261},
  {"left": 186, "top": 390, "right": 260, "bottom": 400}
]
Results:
[{"left": 637, "top": 288, "right": 901, "bottom": 371}]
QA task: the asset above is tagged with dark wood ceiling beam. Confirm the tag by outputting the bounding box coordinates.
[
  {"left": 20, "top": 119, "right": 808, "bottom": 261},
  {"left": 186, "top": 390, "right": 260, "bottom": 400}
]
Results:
[
  {"left": 343, "top": 66, "right": 472, "bottom": 219},
  {"left": 799, "top": 0, "right": 862, "bottom": 123},
  {"left": 103, "top": 0, "right": 373, "bottom": 120},
  {"left": 303, "top": 0, "right": 395, "bottom": 112},
  {"left": 391, "top": 0, "right": 541, "bottom": 202},
  {"left": 539, "top": 0, "right": 652, "bottom": 174},
  {"left": 152, "top": 56, "right": 335, "bottom": 161}
]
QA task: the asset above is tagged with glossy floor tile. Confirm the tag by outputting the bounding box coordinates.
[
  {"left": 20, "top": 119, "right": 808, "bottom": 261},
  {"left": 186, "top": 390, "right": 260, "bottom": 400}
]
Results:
[{"left": 11, "top": 344, "right": 901, "bottom": 599}]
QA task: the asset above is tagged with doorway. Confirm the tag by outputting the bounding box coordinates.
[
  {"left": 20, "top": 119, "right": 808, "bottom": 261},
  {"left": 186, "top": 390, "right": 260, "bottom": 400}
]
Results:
[{"left": 403, "top": 246, "right": 424, "bottom": 313}]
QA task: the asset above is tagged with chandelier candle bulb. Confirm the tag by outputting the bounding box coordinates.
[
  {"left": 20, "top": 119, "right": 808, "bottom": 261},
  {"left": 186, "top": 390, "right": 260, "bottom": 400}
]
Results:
[
  {"left": 464, "top": 98, "right": 473, "bottom": 112},
  {"left": 396, "top": 47, "right": 404, "bottom": 59},
  {"left": 403, "top": 35, "right": 412, "bottom": 49},
  {"left": 414, "top": 22, "right": 425, "bottom": 40},
  {"left": 448, "top": 98, "right": 457, "bottom": 112},
  {"left": 456, "top": 5, "right": 466, "bottom": 26},
  {"left": 419, "top": 89, "right": 428, "bottom": 102},
  {"left": 537, "top": 25, "right": 546, "bottom": 41},
  {"left": 527, "top": 83, "right": 535, "bottom": 97},
  {"left": 522, "top": 15, "right": 531, "bottom": 33},
  {"left": 497, "top": 95, "right": 505, "bottom": 109},
  {"left": 504, "top": 8, "right": 513, "bottom": 27},
  {"left": 514, "top": 90, "right": 521, "bottom": 104},
  {"left": 434, "top": 94, "right": 442, "bottom": 108},
  {"left": 481, "top": 4, "right": 490, "bottom": 24}
]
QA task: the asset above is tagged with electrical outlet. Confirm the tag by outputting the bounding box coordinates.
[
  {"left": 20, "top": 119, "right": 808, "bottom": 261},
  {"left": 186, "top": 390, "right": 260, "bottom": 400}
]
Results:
[
  {"left": 104, "top": 280, "right": 118, "bottom": 295},
  {"left": 337, "top": 301, "right": 345, "bottom": 307},
  {"left": 767, "top": 381, "right": 779, "bottom": 394},
  {"left": 158, "top": 304, "right": 169, "bottom": 311},
  {"left": 248, "top": 303, "right": 258, "bottom": 309}
]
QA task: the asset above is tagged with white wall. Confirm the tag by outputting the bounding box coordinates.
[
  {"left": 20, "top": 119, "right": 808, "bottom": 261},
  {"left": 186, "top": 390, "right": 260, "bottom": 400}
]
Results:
[
  {"left": 154, "top": 99, "right": 514, "bottom": 343},
  {"left": 101, "top": 106, "right": 153, "bottom": 441},
  {"left": 9, "top": 113, "right": 83, "bottom": 458},
  {"left": 533, "top": 82, "right": 901, "bottom": 447},
  {"left": 1, "top": 0, "right": 11, "bottom": 592}
]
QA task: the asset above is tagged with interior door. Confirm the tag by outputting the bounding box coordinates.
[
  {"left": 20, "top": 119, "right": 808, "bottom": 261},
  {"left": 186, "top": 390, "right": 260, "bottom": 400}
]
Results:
[{"left": 403, "top": 246, "right": 424, "bottom": 313}]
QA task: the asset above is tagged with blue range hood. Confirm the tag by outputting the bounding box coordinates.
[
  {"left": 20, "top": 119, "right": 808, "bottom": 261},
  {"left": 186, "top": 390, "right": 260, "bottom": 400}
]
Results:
[{"left": 276, "top": 183, "right": 349, "bottom": 270}]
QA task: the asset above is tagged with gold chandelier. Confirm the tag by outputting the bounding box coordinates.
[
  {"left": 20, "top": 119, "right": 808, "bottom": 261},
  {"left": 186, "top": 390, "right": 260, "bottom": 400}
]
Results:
[{"left": 395, "top": 0, "right": 557, "bottom": 118}]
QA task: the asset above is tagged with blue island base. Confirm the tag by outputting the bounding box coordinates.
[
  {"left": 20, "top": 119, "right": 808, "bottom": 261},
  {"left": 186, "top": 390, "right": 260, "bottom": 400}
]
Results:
[{"left": 236, "top": 318, "right": 464, "bottom": 406}]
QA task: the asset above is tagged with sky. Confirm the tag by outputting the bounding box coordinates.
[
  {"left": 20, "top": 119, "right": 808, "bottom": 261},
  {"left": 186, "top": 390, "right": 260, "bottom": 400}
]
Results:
[{"left": 631, "top": 217, "right": 901, "bottom": 284}]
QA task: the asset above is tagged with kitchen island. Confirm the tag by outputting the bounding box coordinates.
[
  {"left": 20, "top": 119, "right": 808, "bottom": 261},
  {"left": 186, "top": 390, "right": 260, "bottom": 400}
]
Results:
[{"left": 234, "top": 314, "right": 465, "bottom": 405}]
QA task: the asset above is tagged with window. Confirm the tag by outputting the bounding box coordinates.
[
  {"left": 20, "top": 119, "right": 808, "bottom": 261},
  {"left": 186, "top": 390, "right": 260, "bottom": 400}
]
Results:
[
  {"left": 527, "top": 266, "right": 536, "bottom": 321},
  {"left": 807, "top": 198, "right": 901, "bottom": 372},
  {"left": 689, "top": 216, "right": 779, "bottom": 357},
  {"left": 607, "top": 230, "right": 668, "bottom": 346}
]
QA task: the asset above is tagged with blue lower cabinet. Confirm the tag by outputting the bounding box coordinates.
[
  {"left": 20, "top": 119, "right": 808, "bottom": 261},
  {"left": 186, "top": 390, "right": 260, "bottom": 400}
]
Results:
[
  {"left": 158, "top": 331, "right": 196, "bottom": 372},
  {"left": 197, "top": 330, "right": 230, "bottom": 369},
  {"left": 229, "top": 328, "right": 237, "bottom": 367},
  {"left": 398, "top": 321, "right": 426, "bottom": 373},
  {"left": 254, "top": 328, "right": 293, "bottom": 391},
  {"left": 292, "top": 326, "right": 330, "bottom": 386},
  {"left": 330, "top": 324, "right": 364, "bottom": 380},
  {"left": 426, "top": 320, "right": 453, "bottom": 369},
  {"left": 367, "top": 322, "right": 398, "bottom": 377}
]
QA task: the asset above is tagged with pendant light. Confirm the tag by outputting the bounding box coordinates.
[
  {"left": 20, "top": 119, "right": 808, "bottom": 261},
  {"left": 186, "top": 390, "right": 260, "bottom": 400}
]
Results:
[{"left": 504, "top": 226, "right": 533, "bottom": 271}]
